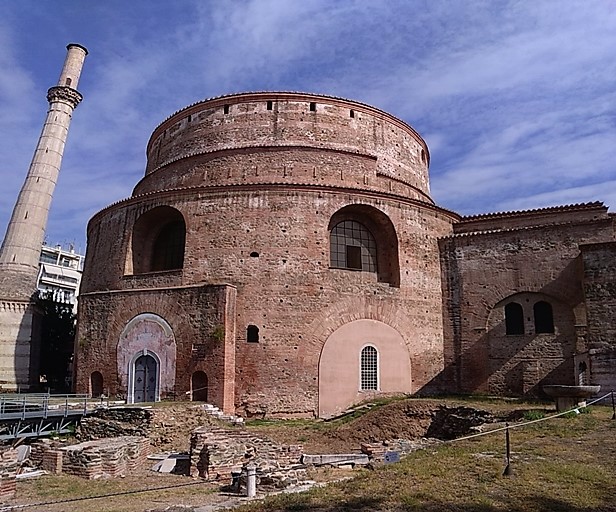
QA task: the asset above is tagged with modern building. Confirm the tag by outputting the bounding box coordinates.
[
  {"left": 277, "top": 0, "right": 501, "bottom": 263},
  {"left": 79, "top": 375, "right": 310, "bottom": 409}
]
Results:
[
  {"left": 73, "top": 92, "right": 616, "bottom": 417},
  {"left": 37, "top": 244, "right": 84, "bottom": 310}
]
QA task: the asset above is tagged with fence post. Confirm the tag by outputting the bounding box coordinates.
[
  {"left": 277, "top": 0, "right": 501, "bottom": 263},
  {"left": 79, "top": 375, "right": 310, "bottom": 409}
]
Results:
[
  {"left": 246, "top": 463, "right": 257, "bottom": 498},
  {"left": 503, "top": 423, "right": 513, "bottom": 476},
  {"left": 611, "top": 391, "right": 615, "bottom": 420}
]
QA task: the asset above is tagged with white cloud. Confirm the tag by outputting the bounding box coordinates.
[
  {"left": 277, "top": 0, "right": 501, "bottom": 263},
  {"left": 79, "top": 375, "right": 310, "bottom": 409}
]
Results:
[{"left": 1, "top": 0, "right": 616, "bottom": 249}]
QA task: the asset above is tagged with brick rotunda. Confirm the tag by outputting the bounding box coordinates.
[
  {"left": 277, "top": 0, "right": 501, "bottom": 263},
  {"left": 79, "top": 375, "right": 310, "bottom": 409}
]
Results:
[{"left": 74, "top": 92, "right": 616, "bottom": 418}]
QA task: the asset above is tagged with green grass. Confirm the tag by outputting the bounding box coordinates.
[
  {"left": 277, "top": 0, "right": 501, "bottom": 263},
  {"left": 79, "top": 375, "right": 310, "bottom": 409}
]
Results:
[{"left": 240, "top": 406, "right": 616, "bottom": 512}]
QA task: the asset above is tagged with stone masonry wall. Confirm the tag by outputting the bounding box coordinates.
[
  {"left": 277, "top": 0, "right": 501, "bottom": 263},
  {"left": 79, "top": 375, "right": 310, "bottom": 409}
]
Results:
[
  {"left": 581, "top": 241, "right": 616, "bottom": 392},
  {"left": 75, "top": 284, "right": 236, "bottom": 412},
  {"left": 440, "top": 206, "right": 614, "bottom": 396},
  {"left": 190, "top": 426, "right": 302, "bottom": 480}
]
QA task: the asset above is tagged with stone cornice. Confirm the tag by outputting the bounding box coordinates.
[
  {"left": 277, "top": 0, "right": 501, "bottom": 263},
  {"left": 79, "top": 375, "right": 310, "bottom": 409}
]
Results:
[
  {"left": 87, "top": 181, "right": 460, "bottom": 232},
  {"left": 47, "top": 86, "right": 83, "bottom": 108}
]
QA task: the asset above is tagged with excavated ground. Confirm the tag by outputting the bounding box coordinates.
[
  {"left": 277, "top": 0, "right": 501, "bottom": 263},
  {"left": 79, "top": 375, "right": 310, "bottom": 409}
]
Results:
[{"left": 75, "top": 398, "right": 543, "bottom": 454}]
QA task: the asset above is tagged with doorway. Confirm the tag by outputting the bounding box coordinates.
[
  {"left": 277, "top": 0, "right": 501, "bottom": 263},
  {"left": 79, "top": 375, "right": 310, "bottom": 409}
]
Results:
[
  {"left": 134, "top": 354, "right": 157, "bottom": 403},
  {"left": 191, "top": 371, "right": 208, "bottom": 402}
]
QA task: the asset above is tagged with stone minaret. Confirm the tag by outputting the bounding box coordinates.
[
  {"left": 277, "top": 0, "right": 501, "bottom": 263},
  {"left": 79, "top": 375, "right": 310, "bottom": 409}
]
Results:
[{"left": 0, "top": 44, "right": 87, "bottom": 390}]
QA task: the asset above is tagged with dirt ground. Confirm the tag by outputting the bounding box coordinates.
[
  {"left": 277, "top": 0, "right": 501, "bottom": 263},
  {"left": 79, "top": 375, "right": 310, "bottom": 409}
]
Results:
[{"left": 144, "top": 398, "right": 543, "bottom": 454}]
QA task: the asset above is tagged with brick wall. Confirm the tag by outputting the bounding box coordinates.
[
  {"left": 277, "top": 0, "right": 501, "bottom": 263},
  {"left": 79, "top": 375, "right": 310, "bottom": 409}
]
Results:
[{"left": 440, "top": 206, "right": 614, "bottom": 396}]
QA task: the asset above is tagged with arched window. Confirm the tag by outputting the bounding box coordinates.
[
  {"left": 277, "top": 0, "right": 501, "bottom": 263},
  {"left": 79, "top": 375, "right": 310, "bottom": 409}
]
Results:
[
  {"left": 360, "top": 345, "right": 378, "bottom": 391},
  {"left": 247, "top": 325, "right": 259, "bottom": 343},
  {"left": 151, "top": 221, "right": 185, "bottom": 271},
  {"left": 578, "top": 362, "right": 588, "bottom": 386},
  {"left": 131, "top": 206, "right": 186, "bottom": 274},
  {"left": 328, "top": 205, "right": 400, "bottom": 287},
  {"left": 534, "top": 301, "right": 554, "bottom": 334},
  {"left": 330, "top": 220, "right": 377, "bottom": 272},
  {"left": 505, "top": 302, "right": 524, "bottom": 335}
]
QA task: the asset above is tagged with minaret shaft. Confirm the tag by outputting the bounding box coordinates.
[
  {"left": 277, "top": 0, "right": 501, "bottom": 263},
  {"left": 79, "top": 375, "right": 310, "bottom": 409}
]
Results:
[{"left": 0, "top": 44, "right": 87, "bottom": 298}]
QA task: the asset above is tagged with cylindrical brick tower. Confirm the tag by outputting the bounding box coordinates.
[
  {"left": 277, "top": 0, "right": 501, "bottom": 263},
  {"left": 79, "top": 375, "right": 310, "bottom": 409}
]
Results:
[
  {"left": 76, "top": 92, "right": 458, "bottom": 416},
  {"left": 0, "top": 43, "right": 87, "bottom": 297},
  {"left": 0, "top": 44, "right": 87, "bottom": 389}
]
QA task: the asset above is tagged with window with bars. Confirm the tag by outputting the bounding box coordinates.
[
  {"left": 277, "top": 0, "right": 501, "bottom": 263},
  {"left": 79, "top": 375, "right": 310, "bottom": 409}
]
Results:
[
  {"left": 360, "top": 345, "right": 378, "bottom": 391},
  {"left": 330, "top": 220, "right": 377, "bottom": 272}
]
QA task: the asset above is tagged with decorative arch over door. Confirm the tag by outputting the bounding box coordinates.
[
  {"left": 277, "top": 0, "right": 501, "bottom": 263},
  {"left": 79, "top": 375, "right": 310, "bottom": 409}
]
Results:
[{"left": 117, "top": 313, "right": 177, "bottom": 403}]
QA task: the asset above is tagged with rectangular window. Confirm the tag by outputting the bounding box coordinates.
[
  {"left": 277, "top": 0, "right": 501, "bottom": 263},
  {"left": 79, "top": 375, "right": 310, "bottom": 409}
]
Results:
[
  {"left": 309, "top": 102, "right": 316, "bottom": 112},
  {"left": 346, "top": 245, "right": 362, "bottom": 270},
  {"left": 267, "top": 101, "right": 273, "bottom": 110}
]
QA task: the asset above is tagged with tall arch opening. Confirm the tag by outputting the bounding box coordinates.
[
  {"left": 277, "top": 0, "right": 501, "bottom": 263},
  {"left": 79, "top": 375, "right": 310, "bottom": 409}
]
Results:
[
  {"left": 328, "top": 204, "right": 400, "bottom": 287},
  {"left": 130, "top": 206, "right": 186, "bottom": 274},
  {"left": 505, "top": 302, "right": 524, "bottom": 335}
]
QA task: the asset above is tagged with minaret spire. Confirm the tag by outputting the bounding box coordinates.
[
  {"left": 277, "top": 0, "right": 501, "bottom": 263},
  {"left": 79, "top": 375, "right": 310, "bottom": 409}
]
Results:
[
  {"left": 0, "top": 43, "right": 88, "bottom": 298},
  {"left": 0, "top": 44, "right": 87, "bottom": 390}
]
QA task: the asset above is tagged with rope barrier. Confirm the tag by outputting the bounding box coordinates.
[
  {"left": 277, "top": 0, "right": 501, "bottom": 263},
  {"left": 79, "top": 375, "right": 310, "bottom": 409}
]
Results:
[{"left": 450, "top": 391, "right": 613, "bottom": 443}]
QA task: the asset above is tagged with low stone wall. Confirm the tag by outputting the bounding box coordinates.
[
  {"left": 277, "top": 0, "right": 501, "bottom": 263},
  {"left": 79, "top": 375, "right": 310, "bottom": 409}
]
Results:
[
  {"left": 31, "top": 436, "right": 149, "bottom": 479},
  {"left": 77, "top": 408, "right": 152, "bottom": 440},
  {"left": 360, "top": 438, "right": 440, "bottom": 462},
  {"left": 0, "top": 465, "right": 17, "bottom": 500},
  {"left": 190, "top": 427, "right": 302, "bottom": 480}
]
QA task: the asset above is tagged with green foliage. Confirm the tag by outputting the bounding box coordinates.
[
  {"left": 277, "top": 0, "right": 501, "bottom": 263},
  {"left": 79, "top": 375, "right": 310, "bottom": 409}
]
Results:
[
  {"left": 36, "top": 291, "right": 76, "bottom": 392},
  {"left": 212, "top": 324, "right": 225, "bottom": 342},
  {"left": 523, "top": 409, "right": 545, "bottom": 421}
]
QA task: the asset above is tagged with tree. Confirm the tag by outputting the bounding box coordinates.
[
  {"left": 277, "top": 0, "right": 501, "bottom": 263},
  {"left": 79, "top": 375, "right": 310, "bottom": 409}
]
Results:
[{"left": 36, "top": 292, "right": 76, "bottom": 392}]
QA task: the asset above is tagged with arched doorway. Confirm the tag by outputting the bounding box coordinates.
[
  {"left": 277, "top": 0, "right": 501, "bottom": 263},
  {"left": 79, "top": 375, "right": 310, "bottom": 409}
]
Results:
[
  {"left": 90, "top": 371, "right": 103, "bottom": 398},
  {"left": 118, "top": 314, "right": 176, "bottom": 404},
  {"left": 134, "top": 354, "right": 158, "bottom": 403},
  {"left": 191, "top": 371, "right": 208, "bottom": 402}
]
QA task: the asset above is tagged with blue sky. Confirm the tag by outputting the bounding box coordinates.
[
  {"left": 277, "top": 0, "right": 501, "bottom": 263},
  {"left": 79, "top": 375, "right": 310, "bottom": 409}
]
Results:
[{"left": 1, "top": 1, "right": 615, "bottom": 253}]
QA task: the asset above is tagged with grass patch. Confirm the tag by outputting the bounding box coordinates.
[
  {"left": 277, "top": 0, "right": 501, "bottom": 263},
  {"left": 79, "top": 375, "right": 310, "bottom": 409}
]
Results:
[{"left": 240, "top": 406, "right": 616, "bottom": 512}]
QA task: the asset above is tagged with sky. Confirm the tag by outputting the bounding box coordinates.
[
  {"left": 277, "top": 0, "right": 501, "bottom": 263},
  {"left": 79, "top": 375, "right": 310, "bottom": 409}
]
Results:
[{"left": 1, "top": 1, "right": 615, "bottom": 254}]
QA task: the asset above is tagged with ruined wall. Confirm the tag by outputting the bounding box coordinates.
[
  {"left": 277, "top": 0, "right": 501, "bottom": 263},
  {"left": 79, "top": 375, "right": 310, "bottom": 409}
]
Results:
[
  {"left": 440, "top": 205, "right": 615, "bottom": 396},
  {"left": 581, "top": 240, "right": 616, "bottom": 392}
]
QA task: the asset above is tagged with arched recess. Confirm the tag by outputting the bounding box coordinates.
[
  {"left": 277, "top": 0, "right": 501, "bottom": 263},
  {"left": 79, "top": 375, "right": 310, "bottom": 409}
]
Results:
[
  {"left": 328, "top": 204, "right": 400, "bottom": 287},
  {"left": 117, "top": 313, "right": 177, "bottom": 403},
  {"left": 486, "top": 292, "right": 576, "bottom": 396},
  {"left": 191, "top": 371, "right": 208, "bottom": 401},
  {"left": 318, "top": 319, "right": 410, "bottom": 418},
  {"left": 130, "top": 206, "right": 186, "bottom": 274},
  {"left": 90, "top": 371, "right": 104, "bottom": 398}
]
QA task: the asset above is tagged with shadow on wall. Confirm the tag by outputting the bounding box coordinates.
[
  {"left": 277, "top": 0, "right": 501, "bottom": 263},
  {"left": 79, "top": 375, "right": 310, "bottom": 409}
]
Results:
[{"left": 426, "top": 291, "right": 578, "bottom": 397}]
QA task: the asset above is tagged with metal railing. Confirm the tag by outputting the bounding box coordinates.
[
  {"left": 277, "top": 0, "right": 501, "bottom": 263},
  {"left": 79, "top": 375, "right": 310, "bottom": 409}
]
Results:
[{"left": 0, "top": 393, "right": 92, "bottom": 421}]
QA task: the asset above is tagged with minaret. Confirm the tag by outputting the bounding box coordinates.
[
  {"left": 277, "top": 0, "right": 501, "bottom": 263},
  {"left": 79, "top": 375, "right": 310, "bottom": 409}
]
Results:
[
  {"left": 0, "top": 44, "right": 87, "bottom": 390},
  {"left": 0, "top": 44, "right": 88, "bottom": 296}
]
